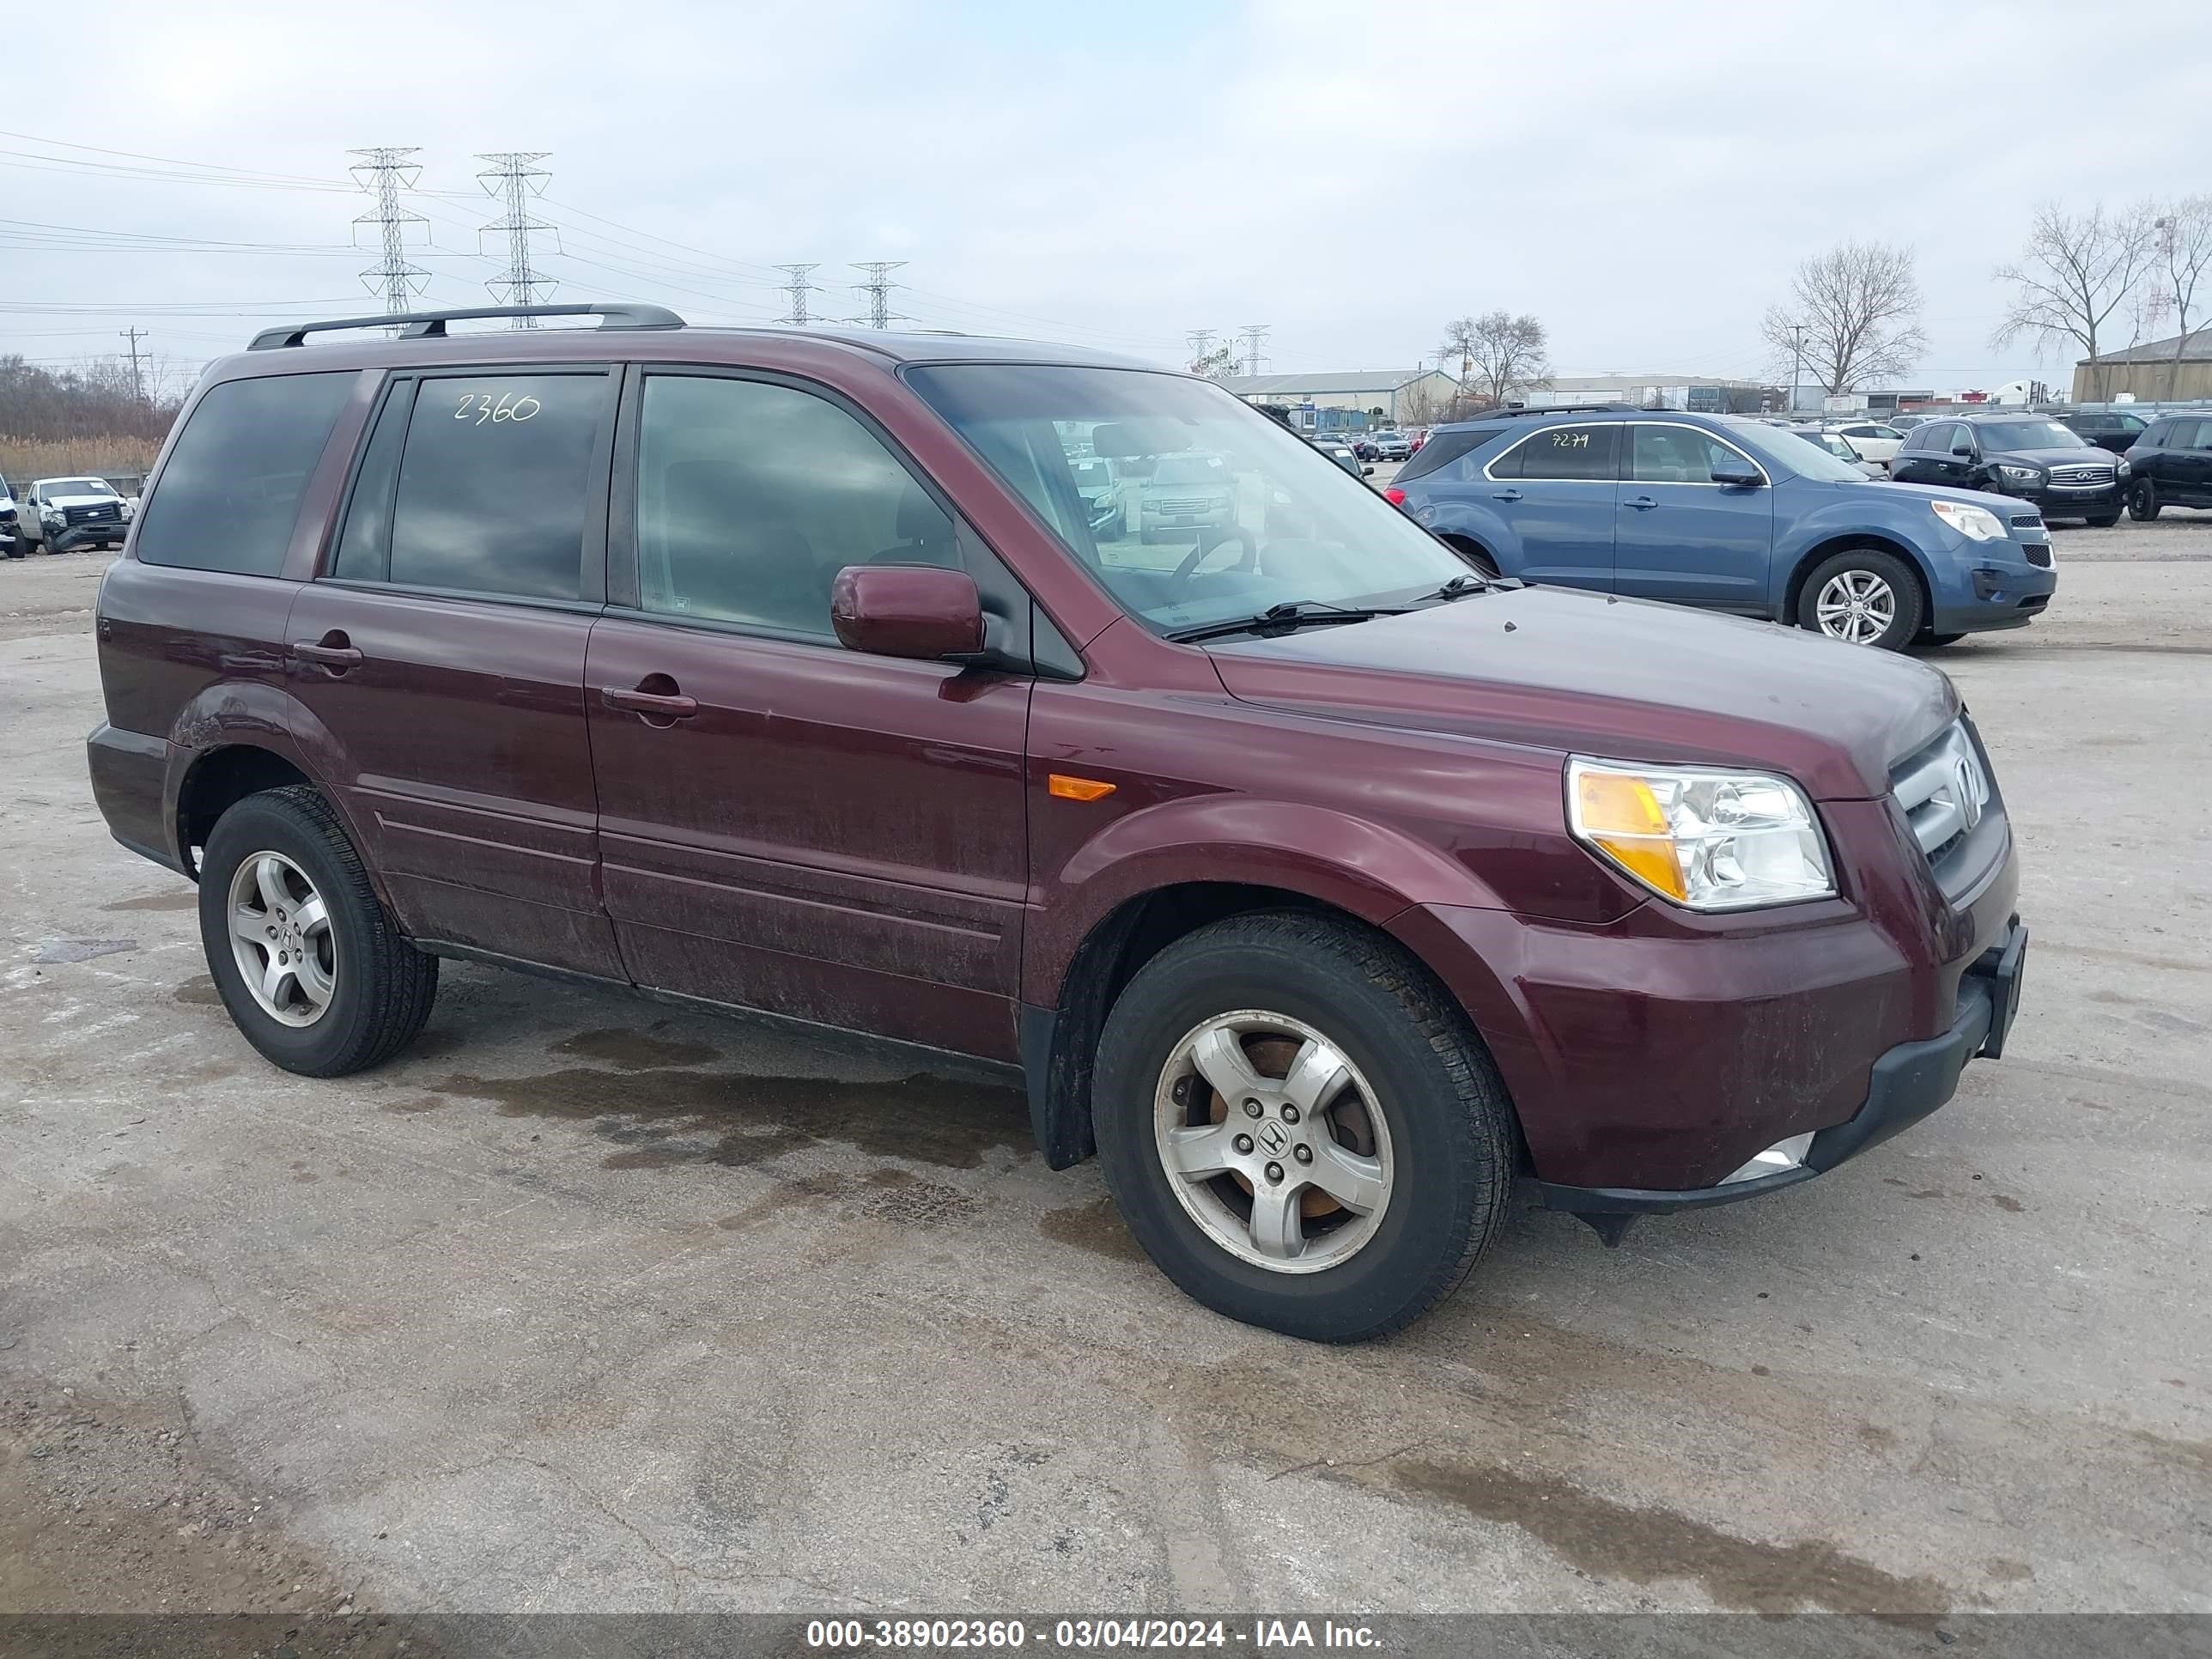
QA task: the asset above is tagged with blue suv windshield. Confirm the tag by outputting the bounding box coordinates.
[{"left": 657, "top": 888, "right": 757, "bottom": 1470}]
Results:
[{"left": 1718, "top": 420, "right": 1866, "bottom": 483}]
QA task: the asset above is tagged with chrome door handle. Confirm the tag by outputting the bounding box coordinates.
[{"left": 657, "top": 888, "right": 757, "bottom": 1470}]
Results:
[{"left": 1626, "top": 495, "right": 1658, "bottom": 509}]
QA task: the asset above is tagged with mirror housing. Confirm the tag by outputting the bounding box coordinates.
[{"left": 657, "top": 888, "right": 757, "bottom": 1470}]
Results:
[
  {"left": 1710, "top": 455, "right": 1764, "bottom": 488},
  {"left": 830, "top": 565, "right": 985, "bottom": 661},
  {"left": 1951, "top": 443, "right": 1975, "bottom": 458},
  {"left": 1362, "top": 464, "right": 1375, "bottom": 476}
]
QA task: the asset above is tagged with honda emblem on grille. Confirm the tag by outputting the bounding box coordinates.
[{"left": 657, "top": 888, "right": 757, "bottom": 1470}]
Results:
[{"left": 1954, "top": 757, "right": 1982, "bottom": 830}]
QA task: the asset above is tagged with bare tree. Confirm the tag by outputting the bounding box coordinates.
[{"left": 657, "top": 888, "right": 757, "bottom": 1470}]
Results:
[
  {"left": 1760, "top": 240, "right": 1927, "bottom": 399},
  {"left": 1444, "top": 312, "right": 1551, "bottom": 407},
  {"left": 1188, "top": 343, "right": 1239, "bottom": 382},
  {"left": 2152, "top": 196, "right": 2212, "bottom": 400},
  {"left": 1397, "top": 380, "right": 1445, "bottom": 429},
  {"left": 1991, "top": 201, "right": 2158, "bottom": 400}
]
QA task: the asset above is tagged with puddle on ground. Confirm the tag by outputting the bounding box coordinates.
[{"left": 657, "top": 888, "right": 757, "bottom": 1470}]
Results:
[
  {"left": 708, "top": 1166, "right": 977, "bottom": 1232},
  {"left": 430, "top": 1064, "right": 1026, "bottom": 1170},
  {"left": 35, "top": 939, "right": 137, "bottom": 964},
  {"left": 552, "top": 1027, "right": 720, "bottom": 1070},
  {"left": 1038, "top": 1197, "right": 1144, "bottom": 1262},
  {"left": 173, "top": 975, "right": 222, "bottom": 1006},
  {"left": 101, "top": 890, "right": 198, "bottom": 913}
]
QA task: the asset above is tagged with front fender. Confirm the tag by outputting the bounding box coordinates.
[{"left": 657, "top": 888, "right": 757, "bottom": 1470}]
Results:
[
  {"left": 1770, "top": 488, "right": 1954, "bottom": 615},
  {"left": 1024, "top": 794, "right": 1509, "bottom": 1006}
]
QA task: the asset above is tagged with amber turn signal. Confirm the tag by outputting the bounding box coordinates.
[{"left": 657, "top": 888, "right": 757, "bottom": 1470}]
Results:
[{"left": 1048, "top": 774, "right": 1116, "bottom": 802}]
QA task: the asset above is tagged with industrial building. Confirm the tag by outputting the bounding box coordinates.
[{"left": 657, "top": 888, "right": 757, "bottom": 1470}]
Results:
[
  {"left": 1219, "top": 368, "right": 1464, "bottom": 432},
  {"left": 1521, "top": 374, "right": 1775, "bottom": 414},
  {"left": 2073, "top": 329, "right": 2212, "bottom": 402}
]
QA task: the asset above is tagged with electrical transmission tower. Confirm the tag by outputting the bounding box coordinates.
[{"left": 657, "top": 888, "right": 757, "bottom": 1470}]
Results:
[
  {"left": 775, "top": 263, "right": 823, "bottom": 325},
  {"left": 477, "top": 153, "right": 559, "bottom": 325},
  {"left": 1186, "top": 328, "right": 1217, "bottom": 367},
  {"left": 848, "top": 262, "right": 910, "bottom": 329},
  {"left": 1237, "top": 325, "right": 1271, "bottom": 377},
  {"left": 348, "top": 148, "right": 429, "bottom": 325},
  {"left": 119, "top": 326, "right": 149, "bottom": 406}
]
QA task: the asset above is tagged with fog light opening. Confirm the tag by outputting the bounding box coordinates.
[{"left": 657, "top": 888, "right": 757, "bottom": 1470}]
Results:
[{"left": 1722, "top": 1131, "right": 1815, "bottom": 1187}]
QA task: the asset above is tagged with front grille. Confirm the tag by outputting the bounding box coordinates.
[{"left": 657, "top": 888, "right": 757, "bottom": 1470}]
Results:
[
  {"left": 1891, "top": 719, "right": 2005, "bottom": 899},
  {"left": 2008, "top": 513, "right": 2042, "bottom": 527},
  {"left": 62, "top": 503, "right": 120, "bottom": 526},
  {"left": 2047, "top": 464, "right": 2113, "bottom": 487},
  {"left": 1152, "top": 498, "right": 1215, "bottom": 514},
  {"left": 2023, "top": 544, "right": 2053, "bottom": 568}
]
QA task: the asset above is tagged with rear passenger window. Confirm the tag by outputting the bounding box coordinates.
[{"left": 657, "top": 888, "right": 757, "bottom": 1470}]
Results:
[
  {"left": 1508, "top": 423, "right": 1619, "bottom": 482},
  {"left": 135, "top": 372, "right": 355, "bottom": 576},
  {"left": 632, "top": 374, "right": 956, "bottom": 638},
  {"left": 349, "top": 373, "right": 608, "bottom": 599}
]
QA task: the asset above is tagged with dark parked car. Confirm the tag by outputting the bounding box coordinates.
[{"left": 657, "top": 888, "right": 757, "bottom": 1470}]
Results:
[
  {"left": 2123, "top": 412, "right": 2212, "bottom": 519},
  {"left": 1308, "top": 434, "right": 1372, "bottom": 477},
  {"left": 1389, "top": 408, "right": 2056, "bottom": 650},
  {"left": 2055, "top": 407, "right": 2152, "bottom": 454},
  {"left": 1888, "top": 413, "right": 2125, "bottom": 526},
  {"left": 88, "top": 302, "right": 2027, "bottom": 1343}
]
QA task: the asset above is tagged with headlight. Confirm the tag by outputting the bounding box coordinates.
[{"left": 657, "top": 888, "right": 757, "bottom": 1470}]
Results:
[
  {"left": 122, "top": 500, "right": 135, "bottom": 520},
  {"left": 1567, "top": 757, "right": 1834, "bottom": 911},
  {"left": 1996, "top": 464, "right": 2042, "bottom": 484},
  {"left": 40, "top": 507, "right": 62, "bottom": 524},
  {"left": 1929, "top": 500, "right": 2006, "bottom": 541},
  {"left": 2117, "top": 458, "right": 2130, "bottom": 477}
]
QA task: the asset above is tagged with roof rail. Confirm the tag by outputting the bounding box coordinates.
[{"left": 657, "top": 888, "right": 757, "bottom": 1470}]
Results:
[
  {"left": 1474, "top": 402, "right": 1640, "bottom": 420},
  {"left": 247, "top": 302, "right": 685, "bottom": 350}
]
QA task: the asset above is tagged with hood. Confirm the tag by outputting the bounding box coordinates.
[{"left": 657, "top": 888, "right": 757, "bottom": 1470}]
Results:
[
  {"left": 46, "top": 492, "right": 122, "bottom": 507},
  {"left": 1868, "top": 477, "right": 2044, "bottom": 517},
  {"left": 1204, "top": 586, "right": 1958, "bottom": 800}
]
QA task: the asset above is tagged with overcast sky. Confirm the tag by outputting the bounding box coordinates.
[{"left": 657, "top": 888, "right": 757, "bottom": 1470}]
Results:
[{"left": 6, "top": 1, "right": 2209, "bottom": 394}]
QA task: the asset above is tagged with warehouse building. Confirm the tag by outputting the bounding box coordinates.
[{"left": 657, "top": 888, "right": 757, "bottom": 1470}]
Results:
[
  {"left": 2073, "top": 329, "right": 2212, "bottom": 402},
  {"left": 1522, "top": 374, "right": 1776, "bottom": 414},
  {"left": 1218, "top": 368, "right": 1464, "bottom": 432}
]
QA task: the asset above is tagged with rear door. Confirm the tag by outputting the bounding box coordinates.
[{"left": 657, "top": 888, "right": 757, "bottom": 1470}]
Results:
[
  {"left": 1613, "top": 422, "right": 1775, "bottom": 611},
  {"left": 2170, "top": 417, "right": 2212, "bottom": 504},
  {"left": 584, "top": 366, "right": 1033, "bottom": 1062},
  {"left": 1925, "top": 422, "right": 1976, "bottom": 486},
  {"left": 1482, "top": 421, "right": 1620, "bottom": 589},
  {"left": 285, "top": 365, "right": 626, "bottom": 978}
]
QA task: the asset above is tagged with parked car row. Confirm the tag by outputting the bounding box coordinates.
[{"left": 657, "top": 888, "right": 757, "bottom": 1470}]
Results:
[
  {"left": 84, "top": 304, "right": 2029, "bottom": 1342},
  {"left": 1887, "top": 414, "right": 2125, "bottom": 526}
]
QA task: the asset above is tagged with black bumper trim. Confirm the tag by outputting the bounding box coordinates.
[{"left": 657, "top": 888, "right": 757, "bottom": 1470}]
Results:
[{"left": 1540, "top": 920, "right": 2024, "bottom": 1218}]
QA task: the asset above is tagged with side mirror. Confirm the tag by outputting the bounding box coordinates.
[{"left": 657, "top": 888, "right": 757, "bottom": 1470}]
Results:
[
  {"left": 1710, "top": 456, "right": 1764, "bottom": 488},
  {"left": 1951, "top": 443, "right": 1974, "bottom": 458},
  {"left": 1362, "top": 464, "right": 1375, "bottom": 476},
  {"left": 830, "top": 565, "right": 984, "bottom": 661}
]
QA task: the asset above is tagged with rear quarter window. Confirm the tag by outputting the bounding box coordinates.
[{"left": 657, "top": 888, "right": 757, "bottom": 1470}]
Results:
[{"left": 134, "top": 372, "right": 356, "bottom": 576}]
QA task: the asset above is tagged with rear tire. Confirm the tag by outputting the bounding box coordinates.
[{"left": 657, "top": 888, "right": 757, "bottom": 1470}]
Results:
[
  {"left": 197, "top": 786, "right": 437, "bottom": 1077},
  {"left": 1092, "top": 911, "right": 1516, "bottom": 1342},
  {"left": 2129, "top": 478, "right": 2161, "bottom": 521},
  {"left": 1796, "top": 546, "right": 1923, "bottom": 651},
  {"left": 1920, "top": 632, "right": 1966, "bottom": 647}
]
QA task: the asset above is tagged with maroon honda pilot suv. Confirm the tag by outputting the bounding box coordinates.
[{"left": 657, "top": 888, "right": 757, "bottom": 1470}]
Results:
[{"left": 88, "top": 304, "right": 2027, "bottom": 1341}]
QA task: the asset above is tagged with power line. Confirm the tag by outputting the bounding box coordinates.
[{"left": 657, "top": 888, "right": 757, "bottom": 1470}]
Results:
[
  {"left": 775, "top": 263, "right": 823, "bottom": 325},
  {"left": 477, "top": 152, "right": 558, "bottom": 325},
  {"left": 1237, "top": 324, "right": 1271, "bottom": 376},
  {"left": 849, "top": 262, "right": 909, "bottom": 329},
  {"left": 349, "top": 148, "right": 429, "bottom": 325},
  {"left": 1186, "top": 328, "right": 1217, "bottom": 363}
]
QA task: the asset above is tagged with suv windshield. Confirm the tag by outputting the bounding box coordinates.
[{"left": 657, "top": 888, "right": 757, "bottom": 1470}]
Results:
[
  {"left": 908, "top": 364, "right": 1470, "bottom": 635},
  {"left": 1978, "top": 420, "right": 2093, "bottom": 452},
  {"left": 1718, "top": 419, "right": 1866, "bottom": 483},
  {"left": 48, "top": 477, "right": 118, "bottom": 497}
]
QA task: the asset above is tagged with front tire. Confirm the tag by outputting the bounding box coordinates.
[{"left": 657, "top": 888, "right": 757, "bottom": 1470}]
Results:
[
  {"left": 2128, "top": 478, "right": 2160, "bottom": 521},
  {"left": 2085, "top": 512, "right": 2121, "bottom": 528},
  {"left": 1796, "top": 547, "right": 1923, "bottom": 650},
  {"left": 1092, "top": 911, "right": 1516, "bottom": 1342},
  {"left": 197, "top": 786, "right": 437, "bottom": 1077}
]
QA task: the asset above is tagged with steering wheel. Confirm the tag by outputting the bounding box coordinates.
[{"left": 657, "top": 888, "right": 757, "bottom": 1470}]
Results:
[{"left": 1170, "top": 526, "right": 1257, "bottom": 583}]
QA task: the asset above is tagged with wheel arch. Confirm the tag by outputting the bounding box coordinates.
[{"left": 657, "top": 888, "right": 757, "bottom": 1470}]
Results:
[{"left": 1782, "top": 532, "right": 1935, "bottom": 631}]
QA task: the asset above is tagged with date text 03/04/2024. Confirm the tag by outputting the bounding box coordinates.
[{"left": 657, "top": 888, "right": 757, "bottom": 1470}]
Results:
[{"left": 804, "top": 1619, "right": 1382, "bottom": 1650}]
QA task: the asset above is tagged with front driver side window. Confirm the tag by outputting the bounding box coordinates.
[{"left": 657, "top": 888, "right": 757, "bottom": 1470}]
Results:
[{"left": 634, "top": 374, "right": 957, "bottom": 638}]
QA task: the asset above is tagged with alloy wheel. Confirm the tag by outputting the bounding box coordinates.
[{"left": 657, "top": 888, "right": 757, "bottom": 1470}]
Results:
[
  {"left": 1152, "top": 1010, "right": 1394, "bottom": 1273},
  {"left": 1814, "top": 569, "right": 1897, "bottom": 646},
  {"left": 226, "top": 851, "right": 337, "bottom": 1027}
]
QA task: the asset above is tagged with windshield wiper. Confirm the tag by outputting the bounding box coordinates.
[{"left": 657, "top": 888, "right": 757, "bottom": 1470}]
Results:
[
  {"left": 1164, "top": 599, "right": 1392, "bottom": 645},
  {"left": 1426, "top": 574, "right": 1486, "bottom": 601}
]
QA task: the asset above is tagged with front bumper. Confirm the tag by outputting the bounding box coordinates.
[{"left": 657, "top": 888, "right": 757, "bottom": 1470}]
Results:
[
  {"left": 1538, "top": 917, "right": 2026, "bottom": 1217},
  {"left": 2015, "top": 482, "right": 2121, "bottom": 516}
]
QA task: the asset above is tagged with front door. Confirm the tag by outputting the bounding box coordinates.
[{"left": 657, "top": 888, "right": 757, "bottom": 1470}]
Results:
[
  {"left": 2169, "top": 417, "right": 2212, "bottom": 505},
  {"left": 287, "top": 365, "right": 625, "bottom": 978},
  {"left": 1483, "top": 421, "right": 1620, "bottom": 589},
  {"left": 586, "top": 368, "right": 1032, "bottom": 1062},
  {"left": 1613, "top": 422, "right": 1776, "bottom": 611}
]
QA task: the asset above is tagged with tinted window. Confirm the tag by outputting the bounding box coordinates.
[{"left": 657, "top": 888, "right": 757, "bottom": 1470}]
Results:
[
  {"left": 2175, "top": 418, "right": 2212, "bottom": 449},
  {"left": 635, "top": 374, "right": 955, "bottom": 637},
  {"left": 1508, "top": 423, "right": 1618, "bottom": 481},
  {"left": 1630, "top": 425, "right": 1753, "bottom": 483},
  {"left": 1931, "top": 423, "right": 1966, "bottom": 453},
  {"left": 1395, "top": 427, "right": 1495, "bottom": 483},
  {"left": 136, "top": 371, "right": 354, "bottom": 575},
  {"left": 331, "top": 382, "right": 411, "bottom": 582},
  {"left": 1978, "top": 420, "right": 2089, "bottom": 452},
  {"left": 383, "top": 374, "right": 606, "bottom": 599}
]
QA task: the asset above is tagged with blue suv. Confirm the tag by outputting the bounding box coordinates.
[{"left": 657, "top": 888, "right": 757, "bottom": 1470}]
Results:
[{"left": 1387, "top": 408, "right": 2058, "bottom": 649}]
